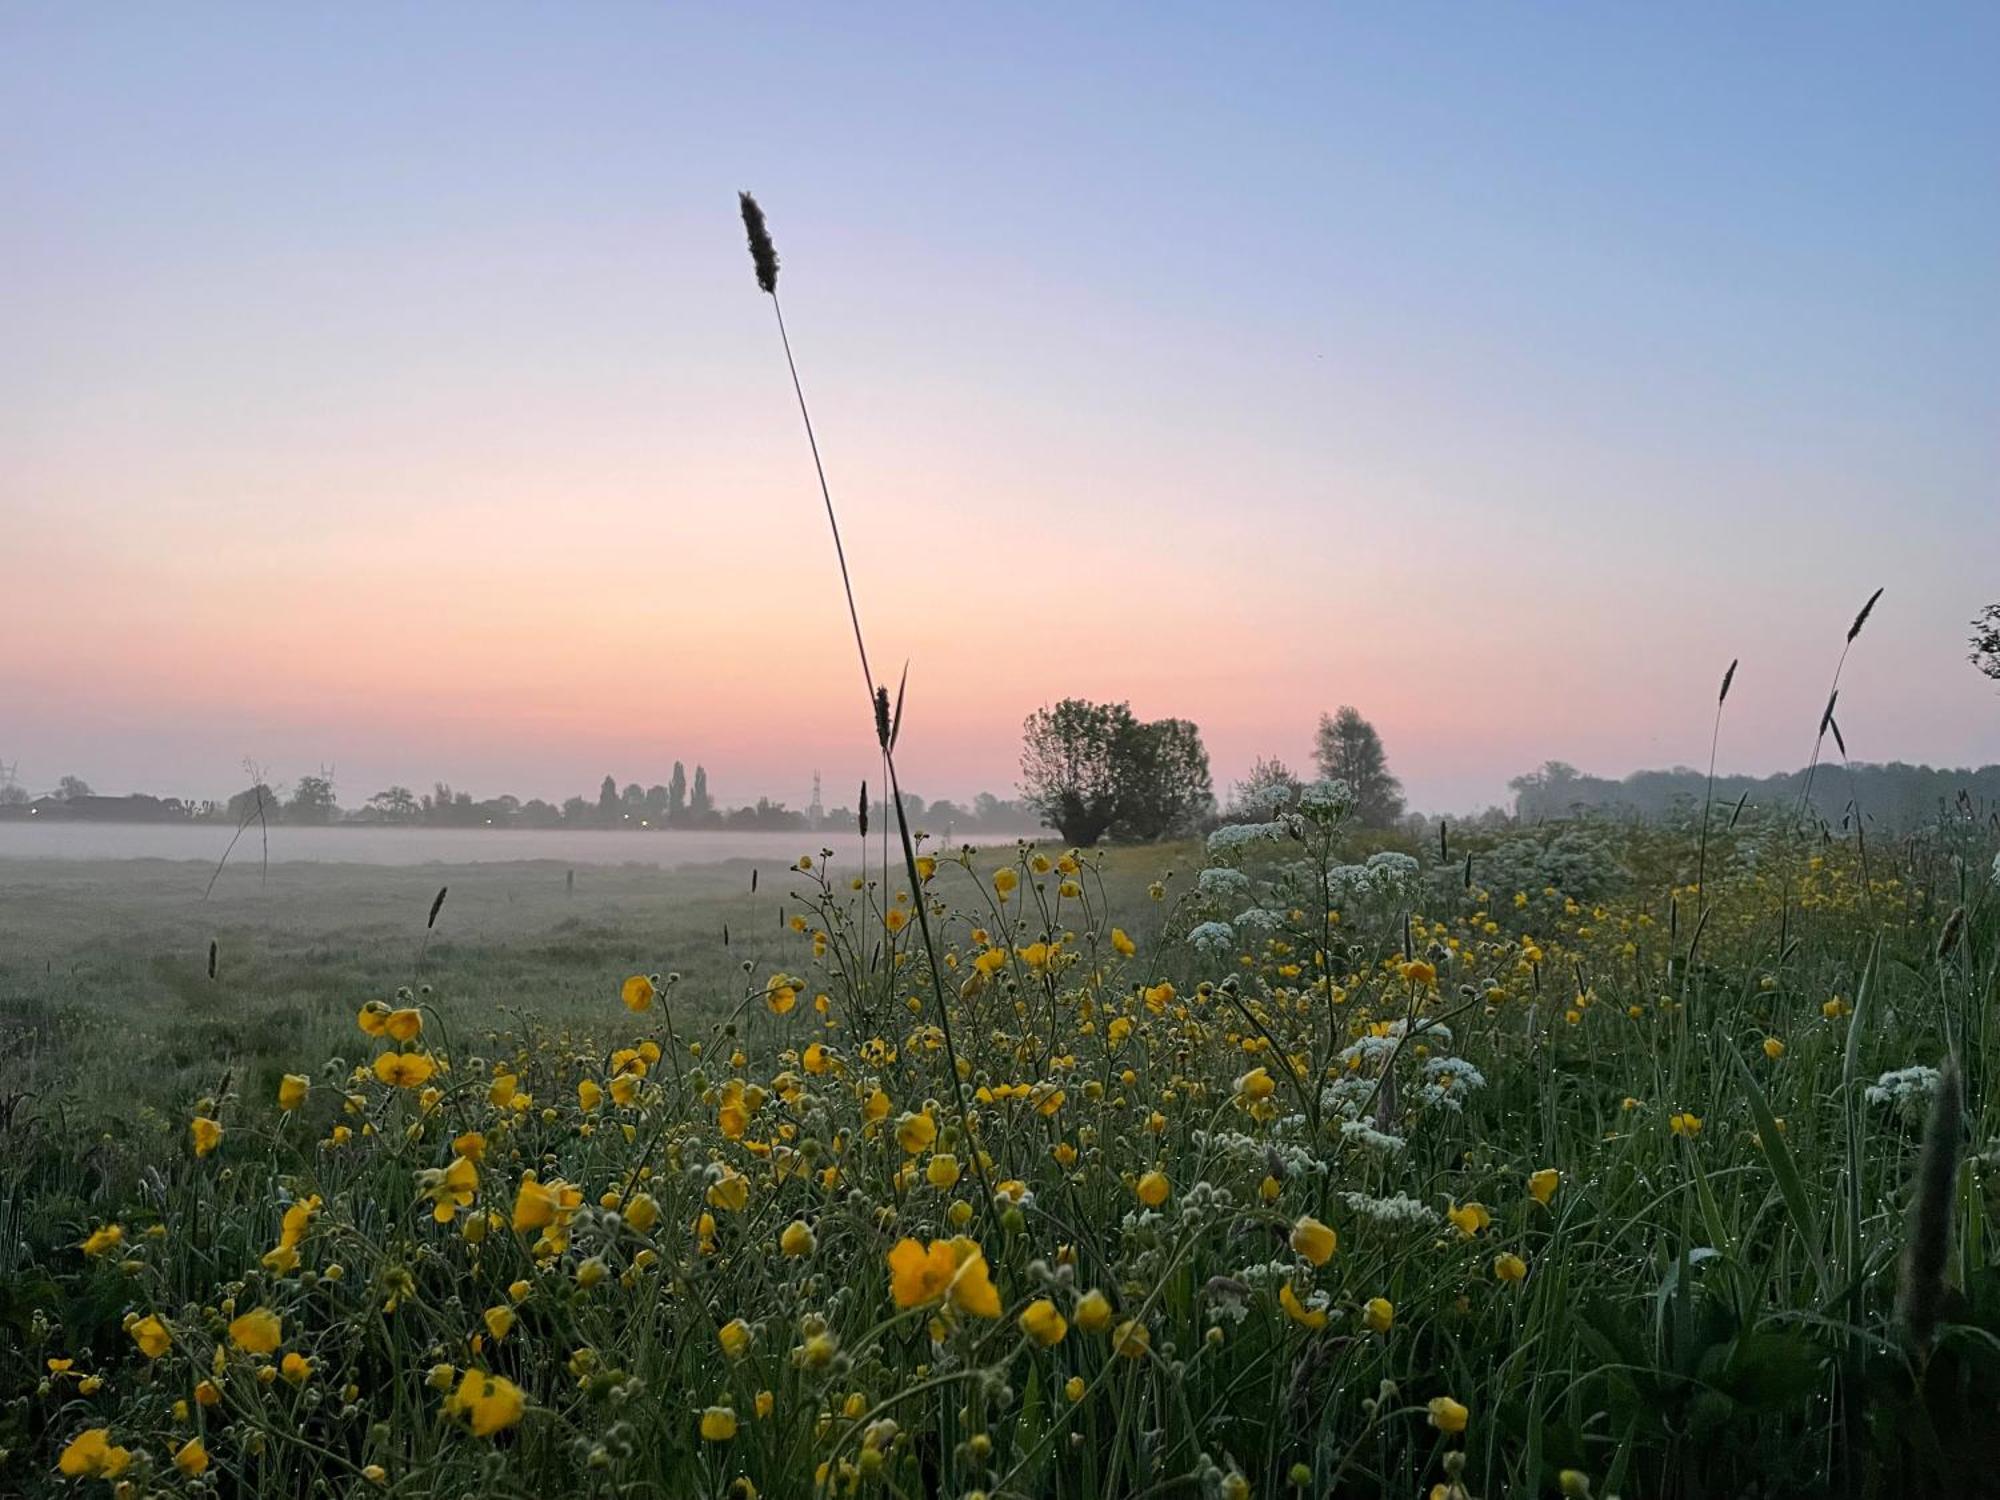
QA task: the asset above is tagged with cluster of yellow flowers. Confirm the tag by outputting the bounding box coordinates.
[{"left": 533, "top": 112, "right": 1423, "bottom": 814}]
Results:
[{"left": 19, "top": 825, "right": 1947, "bottom": 1499}]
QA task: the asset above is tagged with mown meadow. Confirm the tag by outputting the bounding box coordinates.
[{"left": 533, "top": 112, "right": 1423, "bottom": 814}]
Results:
[{"left": 2, "top": 797, "right": 1996, "bottom": 1499}]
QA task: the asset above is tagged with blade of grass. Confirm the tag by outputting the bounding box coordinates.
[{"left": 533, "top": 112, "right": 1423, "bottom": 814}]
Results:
[{"left": 1729, "top": 1045, "right": 1829, "bottom": 1298}]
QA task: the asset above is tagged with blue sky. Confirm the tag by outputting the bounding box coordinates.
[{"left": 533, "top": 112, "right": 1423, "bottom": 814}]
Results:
[{"left": 3, "top": 4, "right": 1995, "bottom": 810}]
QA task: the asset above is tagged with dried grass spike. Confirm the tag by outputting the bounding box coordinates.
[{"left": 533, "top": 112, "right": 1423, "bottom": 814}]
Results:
[
  {"left": 739, "top": 192, "right": 779, "bottom": 294},
  {"left": 1897, "top": 1057, "right": 1961, "bottom": 1352}
]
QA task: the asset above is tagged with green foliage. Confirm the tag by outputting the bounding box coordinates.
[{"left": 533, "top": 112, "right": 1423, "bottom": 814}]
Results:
[
  {"left": 1019, "top": 698, "right": 1214, "bottom": 846},
  {"left": 1313, "top": 706, "right": 1405, "bottom": 827}
]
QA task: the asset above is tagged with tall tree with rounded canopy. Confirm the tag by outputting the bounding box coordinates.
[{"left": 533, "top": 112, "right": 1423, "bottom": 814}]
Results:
[
  {"left": 1314, "top": 707, "right": 1405, "bottom": 828},
  {"left": 1020, "top": 699, "right": 1132, "bottom": 847},
  {"left": 1021, "top": 699, "right": 1215, "bottom": 846},
  {"left": 1111, "top": 716, "right": 1214, "bottom": 841}
]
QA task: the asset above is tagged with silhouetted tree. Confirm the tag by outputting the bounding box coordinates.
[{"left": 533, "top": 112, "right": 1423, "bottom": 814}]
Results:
[
  {"left": 597, "top": 775, "right": 619, "bottom": 824},
  {"left": 668, "top": 762, "right": 688, "bottom": 824},
  {"left": 1509, "top": 762, "right": 1586, "bottom": 821},
  {"left": 1021, "top": 699, "right": 1133, "bottom": 847},
  {"left": 56, "top": 775, "right": 93, "bottom": 801},
  {"left": 1111, "top": 717, "right": 1214, "bottom": 841},
  {"left": 1314, "top": 707, "right": 1404, "bottom": 828},
  {"left": 288, "top": 772, "right": 338, "bottom": 825},
  {"left": 1021, "top": 699, "right": 1212, "bottom": 845},
  {"left": 368, "top": 786, "right": 419, "bottom": 822},
  {"left": 1230, "top": 756, "right": 1303, "bottom": 817},
  {"left": 227, "top": 784, "right": 279, "bottom": 824},
  {"left": 1972, "top": 604, "right": 2000, "bottom": 686},
  {"left": 690, "top": 765, "right": 713, "bottom": 821}
]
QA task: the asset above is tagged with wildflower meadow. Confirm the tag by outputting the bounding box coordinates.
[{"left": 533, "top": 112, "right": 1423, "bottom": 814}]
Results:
[
  {"left": 4, "top": 785, "right": 1998, "bottom": 1498},
  {"left": 3, "top": 194, "right": 1996, "bottom": 1500}
]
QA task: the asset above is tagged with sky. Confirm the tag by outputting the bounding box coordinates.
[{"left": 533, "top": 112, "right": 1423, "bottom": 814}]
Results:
[{"left": 3, "top": 3, "right": 1996, "bottom": 814}]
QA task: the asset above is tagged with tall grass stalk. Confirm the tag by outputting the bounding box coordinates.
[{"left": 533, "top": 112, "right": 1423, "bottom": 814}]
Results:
[{"left": 737, "top": 191, "right": 992, "bottom": 1210}]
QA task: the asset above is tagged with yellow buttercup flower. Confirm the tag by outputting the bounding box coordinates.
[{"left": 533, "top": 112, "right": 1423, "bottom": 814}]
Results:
[
  {"left": 423, "top": 1155, "right": 478, "bottom": 1224},
  {"left": 172, "top": 1436, "right": 210, "bottom": 1477},
  {"left": 445, "top": 1369, "right": 525, "bottom": 1436},
  {"left": 57, "top": 1428, "right": 132, "bottom": 1479},
  {"left": 1290, "top": 1215, "right": 1337, "bottom": 1266},
  {"left": 1362, "top": 1296, "right": 1394, "bottom": 1333},
  {"left": 621, "top": 974, "right": 657, "bottom": 1012},
  {"left": 718, "top": 1318, "right": 753, "bottom": 1358},
  {"left": 626, "top": 1192, "right": 661, "bottom": 1235},
  {"left": 129, "top": 1314, "right": 170, "bottom": 1359},
  {"left": 1493, "top": 1252, "right": 1528, "bottom": 1283},
  {"left": 277, "top": 1073, "right": 310, "bottom": 1111},
  {"left": 1279, "top": 1281, "right": 1328, "bottom": 1328},
  {"left": 513, "top": 1176, "right": 561, "bottom": 1232},
  {"left": 886, "top": 1236, "right": 1000, "bottom": 1318},
  {"left": 1136, "top": 1170, "right": 1170, "bottom": 1207},
  {"left": 228, "top": 1307, "right": 282, "bottom": 1355},
  {"left": 1446, "top": 1201, "right": 1491, "bottom": 1237},
  {"left": 896, "top": 1109, "right": 937, "bottom": 1155},
  {"left": 1429, "top": 1395, "right": 1469, "bottom": 1434},
  {"left": 1018, "top": 1298, "right": 1068, "bottom": 1347},
  {"left": 373, "top": 1051, "right": 437, "bottom": 1088},
  {"left": 80, "top": 1223, "right": 124, "bottom": 1257},
  {"left": 1111, "top": 927, "right": 1136, "bottom": 957},
  {"left": 1075, "top": 1289, "right": 1113, "bottom": 1333},
  {"left": 700, "top": 1406, "right": 738, "bottom": 1442},
  {"left": 190, "top": 1116, "right": 223, "bottom": 1157},
  {"left": 1528, "top": 1169, "right": 1560, "bottom": 1206},
  {"left": 384, "top": 1007, "right": 423, "bottom": 1042}
]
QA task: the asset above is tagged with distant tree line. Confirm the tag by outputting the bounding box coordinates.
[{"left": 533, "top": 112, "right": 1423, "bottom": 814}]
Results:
[
  {"left": 1509, "top": 759, "right": 2000, "bottom": 834},
  {"left": 1, "top": 765, "right": 1047, "bottom": 835}
]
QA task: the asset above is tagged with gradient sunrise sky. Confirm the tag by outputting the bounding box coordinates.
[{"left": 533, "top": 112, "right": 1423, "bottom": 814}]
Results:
[{"left": 4, "top": 4, "right": 1995, "bottom": 814}]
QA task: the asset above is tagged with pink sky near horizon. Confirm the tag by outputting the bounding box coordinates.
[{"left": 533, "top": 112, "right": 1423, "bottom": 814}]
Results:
[{"left": 4, "top": 7, "right": 1996, "bottom": 814}]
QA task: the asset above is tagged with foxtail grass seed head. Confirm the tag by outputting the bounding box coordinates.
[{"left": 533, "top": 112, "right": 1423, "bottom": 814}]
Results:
[
  {"left": 1937, "top": 906, "right": 1965, "bottom": 961},
  {"left": 1897, "top": 1057, "right": 1962, "bottom": 1353},
  {"left": 858, "top": 781, "right": 868, "bottom": 839},
  {"left": 1848, "top": 586, "right": 1884, "bottom": 643},
  {"left": 1719, "top": 657, "right": 1737, "bottom": 704},
  {"left": 739, "top": 192, "right": 779, "bottom": 294}
]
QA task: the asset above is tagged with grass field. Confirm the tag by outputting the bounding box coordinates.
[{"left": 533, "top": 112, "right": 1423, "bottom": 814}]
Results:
[{"left": 2, "top": 811, "right": 1995, "bottom": 1499}]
